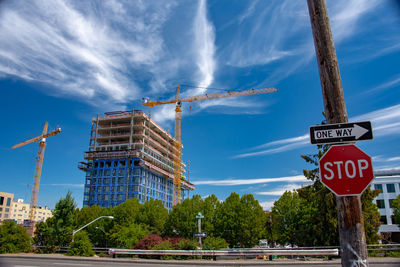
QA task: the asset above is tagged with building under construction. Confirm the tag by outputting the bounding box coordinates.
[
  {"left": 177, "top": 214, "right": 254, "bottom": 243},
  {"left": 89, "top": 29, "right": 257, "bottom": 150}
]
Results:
[{"left": 79, "top": 110, "right": 194, "bottom": 209}]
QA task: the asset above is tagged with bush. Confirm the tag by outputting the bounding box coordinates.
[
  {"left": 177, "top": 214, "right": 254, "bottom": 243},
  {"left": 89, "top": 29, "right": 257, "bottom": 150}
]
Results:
[
  {"left": 67, "top": 231, "right": 94, "bottom": 257},
  {"left": 0, "top": 221, "right": 31, "bottom": 254},
  {"left": 176, "top": 239, "right": 197, "bottom": 250},
  {"left": 134, "top": 234, "right": 163, "bottom": 249},
  {"left": 202, "top": 237, "right": 228, "bottom": 250}
]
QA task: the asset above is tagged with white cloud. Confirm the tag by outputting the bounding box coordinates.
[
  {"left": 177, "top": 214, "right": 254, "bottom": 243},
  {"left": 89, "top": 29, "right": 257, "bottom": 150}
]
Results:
[
  {"left": 0, "top": 1, "right": 176, "bottom": 108},
  {"left": 259, "top": 201, "right": 275, "bottom": 211},
  {"left": 42, "top": 183, "right": 84, "bottom": 188},
  {"left": 193, "top": 175, "right": 307, "bottom": 186},
  {"left": 233, "top": 103, "right": 400, "bottom": 159},
  {"left": 193, "top": 0, "right": 216, "bottom": 89},
  {"left": 255, "top": 183, "right": 302, "bottom": 196}
]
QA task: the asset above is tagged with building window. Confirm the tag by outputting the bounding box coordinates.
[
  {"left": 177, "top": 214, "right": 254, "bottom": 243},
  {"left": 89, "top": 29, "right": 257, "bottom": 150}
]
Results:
[
  {"left": 97, "top": 187, "right": 101, "bottom": 193},
  {"left": 5, "top": 208, "right": 9, "bottom": 212},
  {"left": 118, "top": 177, "right": 124, "bottom": 184},
  {"left": 374, "top": 184, "right": 383, "bottom": 192},
  {"left": 376, "top": 199, "right": 385, "bottom": 209},
  {"left": 6, "top": 198, "right": 11, "bottom": 206},
  {"left": 117, "top": 194, "right": 123, "bottom": 201},
  {"left": 0, "top": 196, "right": 4, "bottom": 205},
  {"left": 104, "top": 169, "right": 111, "bottom": 176},
  {"left": 389, "top": 199, "right": 395, "bottom": 208},
  {"left": 118, "top": 186, "right": 124, "bottom": 192},
  {"left": 103, "top": 186, "right": 109, "bottom": 193},
  {"left": 387, "top": 184, "right": 395, "bottom": 193},
  {"left": 380, "top": 216, "right": 387, "bottom": 224},
  {"left": 103, "top": 195, "right": 109, "bottom": 201},
  {"left": 118, "top": 169, "right": 125, "bottom": 176}
]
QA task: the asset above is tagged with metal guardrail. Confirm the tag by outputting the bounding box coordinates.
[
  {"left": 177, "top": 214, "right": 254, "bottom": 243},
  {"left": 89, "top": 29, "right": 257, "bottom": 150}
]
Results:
[{"left": 108, "top": 248, "right": 339, "bottom": 258}]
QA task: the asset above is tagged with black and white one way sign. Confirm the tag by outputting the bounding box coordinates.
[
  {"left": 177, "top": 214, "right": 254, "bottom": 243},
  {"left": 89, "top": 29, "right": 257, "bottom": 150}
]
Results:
[{"left": 309, "top": 121, "right": 373, "bottom": 145}]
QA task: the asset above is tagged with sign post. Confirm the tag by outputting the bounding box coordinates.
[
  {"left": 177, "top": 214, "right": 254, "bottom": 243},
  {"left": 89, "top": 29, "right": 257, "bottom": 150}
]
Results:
[
  {"left": 307, "top": 0, "right": 370, "bottom": 265},
  {"left": 196, "top": 212, "right": 204, "bottom": 249}
]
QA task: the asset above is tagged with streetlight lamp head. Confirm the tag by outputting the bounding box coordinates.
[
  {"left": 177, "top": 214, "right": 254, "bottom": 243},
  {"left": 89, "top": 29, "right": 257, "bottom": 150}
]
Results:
[{"left": 107, "top": 216, "right": 114, "bottom": 219}]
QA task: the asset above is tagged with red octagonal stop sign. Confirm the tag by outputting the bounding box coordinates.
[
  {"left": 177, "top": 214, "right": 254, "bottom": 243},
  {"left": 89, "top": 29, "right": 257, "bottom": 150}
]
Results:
[{"left": 319, "top": 144, "right": 374, "bottom": 196}]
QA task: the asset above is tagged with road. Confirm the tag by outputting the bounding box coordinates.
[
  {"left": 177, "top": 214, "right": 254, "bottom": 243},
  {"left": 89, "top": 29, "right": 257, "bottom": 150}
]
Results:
[{"left": 0, "top": 255, "right": 399, "bottom": 267}]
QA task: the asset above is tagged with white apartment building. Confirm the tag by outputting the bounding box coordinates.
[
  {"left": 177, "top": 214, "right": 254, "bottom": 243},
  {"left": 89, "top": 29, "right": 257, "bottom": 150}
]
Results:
[
  {"left": 371, "top": 170, "right": 400, "bottom": 241},
  {"left": 10, "top": 199, "right": 53, "bottom": 224}
]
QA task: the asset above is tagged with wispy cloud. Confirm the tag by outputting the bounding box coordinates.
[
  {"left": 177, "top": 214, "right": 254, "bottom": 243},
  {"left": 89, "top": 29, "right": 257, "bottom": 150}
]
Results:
[
  {"left": 42, "top": 183, "right": 84, "bottom": 188},
  {"left": 233, "top": 103, "right": 400, "bottom": 159},
  {"left": 255, "top": 183, "right": 303, "bottom": 196},
  {"left": 222, "top": 0, "right": 382, "bottom": 84},
  {"left": 365, "top": 75, "right": 400, "bottom": 95},
  {"left": 193, "top": 175, "right": 307, "bottom": 186},
  {"left": 193, "top": 0, "right": 216, "bottom": 89},
  {"left": 0, "top": 1, "right": 178, "bottom": 109}
]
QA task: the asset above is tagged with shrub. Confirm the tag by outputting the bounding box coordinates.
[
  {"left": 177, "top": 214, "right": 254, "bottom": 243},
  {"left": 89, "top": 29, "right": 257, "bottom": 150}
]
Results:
[
  {"left": 0, "top": 221, "right": 31, "bottom": 254},
  {"left": 134, "top": 234, "right": 163, "bottom": 249},
  {"left": 202, "top": 237, "right": 228, "bottom": 250},
  {"left": 67, "top": 231, "right": 94, "bottom": 257},
  {"left": 176, "top": 239, "right": 197, "bottom": 250}
]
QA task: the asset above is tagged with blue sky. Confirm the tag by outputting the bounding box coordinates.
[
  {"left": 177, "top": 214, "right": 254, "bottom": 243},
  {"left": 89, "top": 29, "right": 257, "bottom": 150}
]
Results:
[{"left": 0, "top": 0, "right": 399, "bottom": 210}]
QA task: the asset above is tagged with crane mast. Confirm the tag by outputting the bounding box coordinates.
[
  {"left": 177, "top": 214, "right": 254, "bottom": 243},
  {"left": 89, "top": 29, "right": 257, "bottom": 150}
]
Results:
[
  {"left": 143, "top": 84, "right": 276, "bottom": 205},
  {"left": 12, "top": 122, "right": 61, "bottom": 222}
]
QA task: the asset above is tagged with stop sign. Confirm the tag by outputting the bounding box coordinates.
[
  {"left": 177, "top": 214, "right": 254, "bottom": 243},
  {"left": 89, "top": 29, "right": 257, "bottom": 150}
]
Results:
[{"left": 319, "top": 144, "right": 374, "bottom": 196}]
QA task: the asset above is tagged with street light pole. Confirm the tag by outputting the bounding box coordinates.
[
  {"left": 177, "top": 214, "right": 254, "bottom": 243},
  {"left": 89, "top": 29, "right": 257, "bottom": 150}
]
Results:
[
  {"left": 95, "top": 226, "right": 107, "bottom": 248},
  {"left": 72, "top": 215, "right": 114, "bottom": 242}
]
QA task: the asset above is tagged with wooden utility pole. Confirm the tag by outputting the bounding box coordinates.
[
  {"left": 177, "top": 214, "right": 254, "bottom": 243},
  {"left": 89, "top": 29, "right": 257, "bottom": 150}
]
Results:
[{"left": 306, "top": 0, "right": 369, "bottom": 266}]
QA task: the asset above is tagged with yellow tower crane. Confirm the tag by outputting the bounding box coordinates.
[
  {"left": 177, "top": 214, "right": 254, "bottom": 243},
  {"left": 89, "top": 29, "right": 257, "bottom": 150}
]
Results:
[
  {"left": 12, "top": 122, "right": 61, "bottom": 222},
  {"left": 143, "top": 84, "right": 277, "bottom": 205}
]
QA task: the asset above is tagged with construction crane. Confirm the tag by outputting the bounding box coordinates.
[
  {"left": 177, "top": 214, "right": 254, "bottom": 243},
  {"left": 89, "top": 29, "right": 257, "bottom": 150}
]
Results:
[
  {"left": 12, "top": 122, "right": 61, "bottom": 222},
  {"left": 143, "top": 84, "right": 277, "bottom": 205}
]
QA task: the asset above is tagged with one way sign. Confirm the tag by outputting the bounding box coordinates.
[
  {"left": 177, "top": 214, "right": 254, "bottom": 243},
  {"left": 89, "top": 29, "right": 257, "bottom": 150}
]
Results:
[{"left": 309, "top": 121, "right": 373, "bottom": 145}]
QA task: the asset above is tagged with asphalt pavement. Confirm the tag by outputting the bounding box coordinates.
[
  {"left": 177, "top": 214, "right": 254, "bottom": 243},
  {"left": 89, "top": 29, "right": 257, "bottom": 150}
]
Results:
[{"left": 0, "top": 254, "right": 399, "bottom": 267}]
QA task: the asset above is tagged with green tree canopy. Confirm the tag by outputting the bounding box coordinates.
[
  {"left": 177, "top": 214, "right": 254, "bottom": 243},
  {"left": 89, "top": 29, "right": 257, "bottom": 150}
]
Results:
[
  {"left": 50, "top": 191, "right": 77, "bottom": 247},
  {"left": 0, "top": 221, "right": 31, "bottom": 254},
  {"left": 164, "top": 195, "right": 203, "bottom": 238},
  {"left": 215, "top": 193, "right": 265, "bottom": 248},
  {"left": 67, "top": 231, "right": 94, "bottom": 257},
  {"left": 137, "top": 199, "right": 168, "bottom": 234}
]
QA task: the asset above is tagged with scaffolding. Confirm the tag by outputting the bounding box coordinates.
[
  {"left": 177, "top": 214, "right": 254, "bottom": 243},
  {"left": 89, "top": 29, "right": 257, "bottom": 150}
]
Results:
[{"left": 80, "top": 110, "right": 194, "bottom": 209}]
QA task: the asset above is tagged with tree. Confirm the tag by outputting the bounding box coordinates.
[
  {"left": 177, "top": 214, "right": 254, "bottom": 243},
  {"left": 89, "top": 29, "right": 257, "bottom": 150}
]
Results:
[
  {"left": 202, "top": 194, "right": 220, "bottom": 236},
  {"left": 164, "top": 195, "right": 203, "bottom": 238},
  {"left": 112, "top": 198, "right": 141, "bottom": 226},
  {"left": 33, "top": 220, "right": 56, "bottom": 253},
  {"left": 0, "top": 221, "right": 31, "bottom": 253},
  {"left": 108, "top": 222, "right": 149, "bottom": 248},
  {"left": 270, "top": 191, "right": 302, "bottom": 246},
  {"left": 33, "top": 192, "right": 76, "bottom": 250},
  {"left": 214, "top": 193, "right": 265, "bottom": 248},
  {"left": 51, "top": 192, "right": 77, "bottom": 246},
  {"left": 391, "top": 194, "right": 400, "bottom": 225},
  {"left": 137, "top": 199, "right": 168, "bottom": 234},
  {"left": 67, "top": 231, "right": 94, "bottom": 257},
  {"left": 73, "top": 205, "right": 112, "bottom": 248}
]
